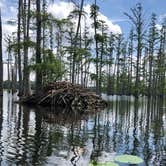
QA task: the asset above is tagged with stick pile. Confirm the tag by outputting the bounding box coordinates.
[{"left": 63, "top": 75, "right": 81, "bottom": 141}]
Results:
[{"left": 21, "top": 81, "right": 107, "bottom": 112}]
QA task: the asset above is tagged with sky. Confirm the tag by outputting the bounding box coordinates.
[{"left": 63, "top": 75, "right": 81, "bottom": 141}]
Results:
[
  {"left": 1, "top": 0, "right": 165, "bottom": 36},
  {"left": 95, "top": 0, "right": 166, "bottom": 34},
  {"left": 0, "top": 0, "right": 166, "bottom": 80}
]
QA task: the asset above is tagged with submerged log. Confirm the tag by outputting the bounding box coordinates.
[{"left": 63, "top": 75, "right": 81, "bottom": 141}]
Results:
[{"left": 20, "top": 81, "right": 107, "bottom": 113}]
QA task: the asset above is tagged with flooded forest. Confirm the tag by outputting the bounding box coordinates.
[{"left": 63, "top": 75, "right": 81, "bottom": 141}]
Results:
[{"left": 0, "top": 0, "right": 165, "bottom": 166}]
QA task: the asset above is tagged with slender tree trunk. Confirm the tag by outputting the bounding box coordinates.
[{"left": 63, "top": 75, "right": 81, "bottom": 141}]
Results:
[
  {"left": 42, "top": 0, "right": 46, "bottom": 85},
  {"left": 135, "top": 33, "right": 141, "bottom": 97},
  {"left": 107, "top": 33, "right": 114, "bottom": 95},
  {"left": 148, "top": 14, "right": 157, "bottom": 97},
  {"left": 116, "top": 35, "right": 122, "bottom": 95},
  {"left": 94, "top": 0, "right": 100, "bottom": 94},
  {"left": 49, "top": 23, "right": 53, "bottom": 51},
  {"left": 0, "top": 9, "right": 3, "bottom": 96},
  {"left": 23, "top": 0, "right": 31, "bottom": 96},
  {"left": 7, "top": 40, "right": 11, "bottom": 92},
  {"left": 157, "top": 25, "right": 166, "bottom": 97},
  {"left": 72, "top": 0, "right": 84, "bottom": 84},
  {"left": 17, "top": 0, "right": 23, "bottom": 96},
  {"left": 12, "top": 54, "right": 17, "bottom": 93},
  {"left": 99, "top": 22, "right": 105, "bottom": 95},
  {"left": 36, "top": 0, "right": 42, "bottom": 95},
  {"left": 124, "top": 3, "right": 144, "bottom": 97},
  {"left": 128, "top": 29, "right": 134, "bottom": 95},
  {"left": 42, "top": 0, "right": 46, "bottom": 52}
]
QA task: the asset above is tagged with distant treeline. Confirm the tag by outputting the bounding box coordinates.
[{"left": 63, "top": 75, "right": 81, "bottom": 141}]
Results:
[{"left": 3, "top": 80, "right": 35, "bottom": 91}]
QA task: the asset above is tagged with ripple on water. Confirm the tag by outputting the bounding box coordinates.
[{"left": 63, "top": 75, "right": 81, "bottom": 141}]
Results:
[{"left": 0, "top": 92, "right": 166, "bottom": 166}]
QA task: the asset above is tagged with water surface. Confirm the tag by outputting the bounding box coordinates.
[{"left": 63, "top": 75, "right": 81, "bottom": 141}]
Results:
[{"left": 0, "top": 91, "right": 165, "bottom": 166}]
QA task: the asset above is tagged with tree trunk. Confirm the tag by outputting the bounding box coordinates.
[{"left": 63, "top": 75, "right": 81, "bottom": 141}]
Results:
[
  {"left": 72, "top": 0, "right": 84, "bottom": 84},
  {"left": 36, "top": 0, "right": 42, "bottom": 96},
  {"left": 0, "top": 9, "right": 3, "bottom": 96},
  {"left": 17, "top": 0, "right": 23, "bottom": 96},
  {"left": 23, "top": 0, "right": 31, "bottom": 96},
  {"left": 124, "top": 3, "right": 144, "bottom": 98},
  {"left": 148, "top": 14, "right": 157, "bottom": 97}
]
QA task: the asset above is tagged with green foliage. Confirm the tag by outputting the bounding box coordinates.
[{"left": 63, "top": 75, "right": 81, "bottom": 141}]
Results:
[
  {"left": 6, "top": 38, "right": 36, "bottom": 53},
  {"left": 90, "top": 73, "right": 97, "bottom": 81},
  {"left": 90, "top": 4, "right": 100, "bottom": 18},
  {"left": 30, "top": 49, "right": 65, "bottom": 84}
]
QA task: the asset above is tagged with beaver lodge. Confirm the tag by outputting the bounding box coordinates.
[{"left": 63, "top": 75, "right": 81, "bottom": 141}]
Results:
[{"left": 20, "top": 82, "right": 107, "bottom": 113}]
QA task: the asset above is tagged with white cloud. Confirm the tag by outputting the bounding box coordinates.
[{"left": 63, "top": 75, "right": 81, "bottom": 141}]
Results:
[
  {"left": 2, "top": 24, "right": 17, "bottom": 59},
  {"left": 3, "top": 23, "right": 17, "bottom": 35},
  {"left": 48, "top": 1, "right": 122, "bottom": 34},
  {"left": 155, "top": 24, "right": 162, "bottom": 30},
  {"left": 111, "top": 18, "right": 128, "bottom": 23},
  {"left": 98, "top": 13, "right": 122, "bottom": 34},
  {"left": 48, "top": 1, "right": 75, "bottom": 19}
]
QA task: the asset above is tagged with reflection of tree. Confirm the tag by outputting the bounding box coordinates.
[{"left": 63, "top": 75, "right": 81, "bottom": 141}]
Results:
[
  {"left": 103, "top": 109, "right": 111, "bottom": 152},
  {"left": 124, "top": 99, "right": 131, "bottom": 152},
  {"left": 31, "top": 109, "right": 48, "bottom": 165},
  {"left": 88, "top": 96, "right": 166, "bottom": 165},
  {"left": 20, "top": 105, "right": 30, "bottom": 164},
  {"left": 112, "top": 99, "right": 118, "bottom": 152},
  {"left": 143, "top": 98, "right": 151, "bottom": 166},
  {"left": 90, "top": 113, "right": 101, "bottom": 161},
  {"left": 14, "top": 105, "right": 22, "bottom": 163},
  {"left": 141, "top": 97, "right": 165, "bottom": 165},
  {"left": 90, "top": 109, "right": 112, "bottom": 162},
  {"left": 150, "top": 98, "right": 165, "bottom": 165},
  {"left": 132, "top": 98, "right": 139, "bottom": 155},
  {"left": 4, "top": 96, "right": 31, "bottom": 165},
  {"left": 46, "top": 125, "right": 64, "bottom": 156},
  {"left": 67, "top": 120, "right": 88, "bottom": 165},
  {"left": 0, "top": 93, "right": 165, "bottom": 165},
  {"left": 0, "top": 96, "right": 3, "bottom": 165}
]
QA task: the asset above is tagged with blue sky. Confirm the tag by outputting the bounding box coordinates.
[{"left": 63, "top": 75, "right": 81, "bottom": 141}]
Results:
[
  {"left": 93, "top": 0, "right": 166, "bottom": 35},
  {"left": 1, "top": 0, "right": 166, "bottom": 36}
]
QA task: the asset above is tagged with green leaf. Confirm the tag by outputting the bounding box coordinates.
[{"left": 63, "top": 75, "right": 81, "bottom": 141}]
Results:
[
  {"left": 88, "top": 162, "right": 105, "bottom": 166},
  {"left": 114, "top": 154, "right": 143, "bottom": 164},
  {"left": 88, "top": 161, "right": 119, "bottom": 166},
  {"left": 105, "top": 162, "right": 119, "bottom": 166}
]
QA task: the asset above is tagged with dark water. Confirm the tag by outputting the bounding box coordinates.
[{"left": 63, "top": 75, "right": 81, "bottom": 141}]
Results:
[{"left": 0, "top": 91, "right": 165, "bottom": 166}]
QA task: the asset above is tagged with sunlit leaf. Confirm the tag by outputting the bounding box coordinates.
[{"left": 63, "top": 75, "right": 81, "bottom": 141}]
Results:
[
  {"left": 114, "top": 154, "right": 143, "bottom": 164},
  {"left": 105, "top": 161, "right": 119, "bottom": 166}
]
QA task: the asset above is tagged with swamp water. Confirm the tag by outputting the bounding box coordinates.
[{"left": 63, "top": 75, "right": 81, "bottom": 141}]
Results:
[{"left": 0, "top": 91, "right": 165, "bottom": 166}]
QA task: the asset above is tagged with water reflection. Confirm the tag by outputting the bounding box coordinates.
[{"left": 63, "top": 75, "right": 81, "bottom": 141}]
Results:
[
  {"left": 0, "top": 95, "right": 3, "bottom": 165},
  {"left": 0, "top": 92, "right": 165, "bottom": 166}
]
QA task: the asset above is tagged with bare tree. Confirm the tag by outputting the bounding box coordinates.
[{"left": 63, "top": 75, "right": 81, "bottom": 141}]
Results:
[{"left": 124, "top": 3, "right": 145, "bottom": 97}]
